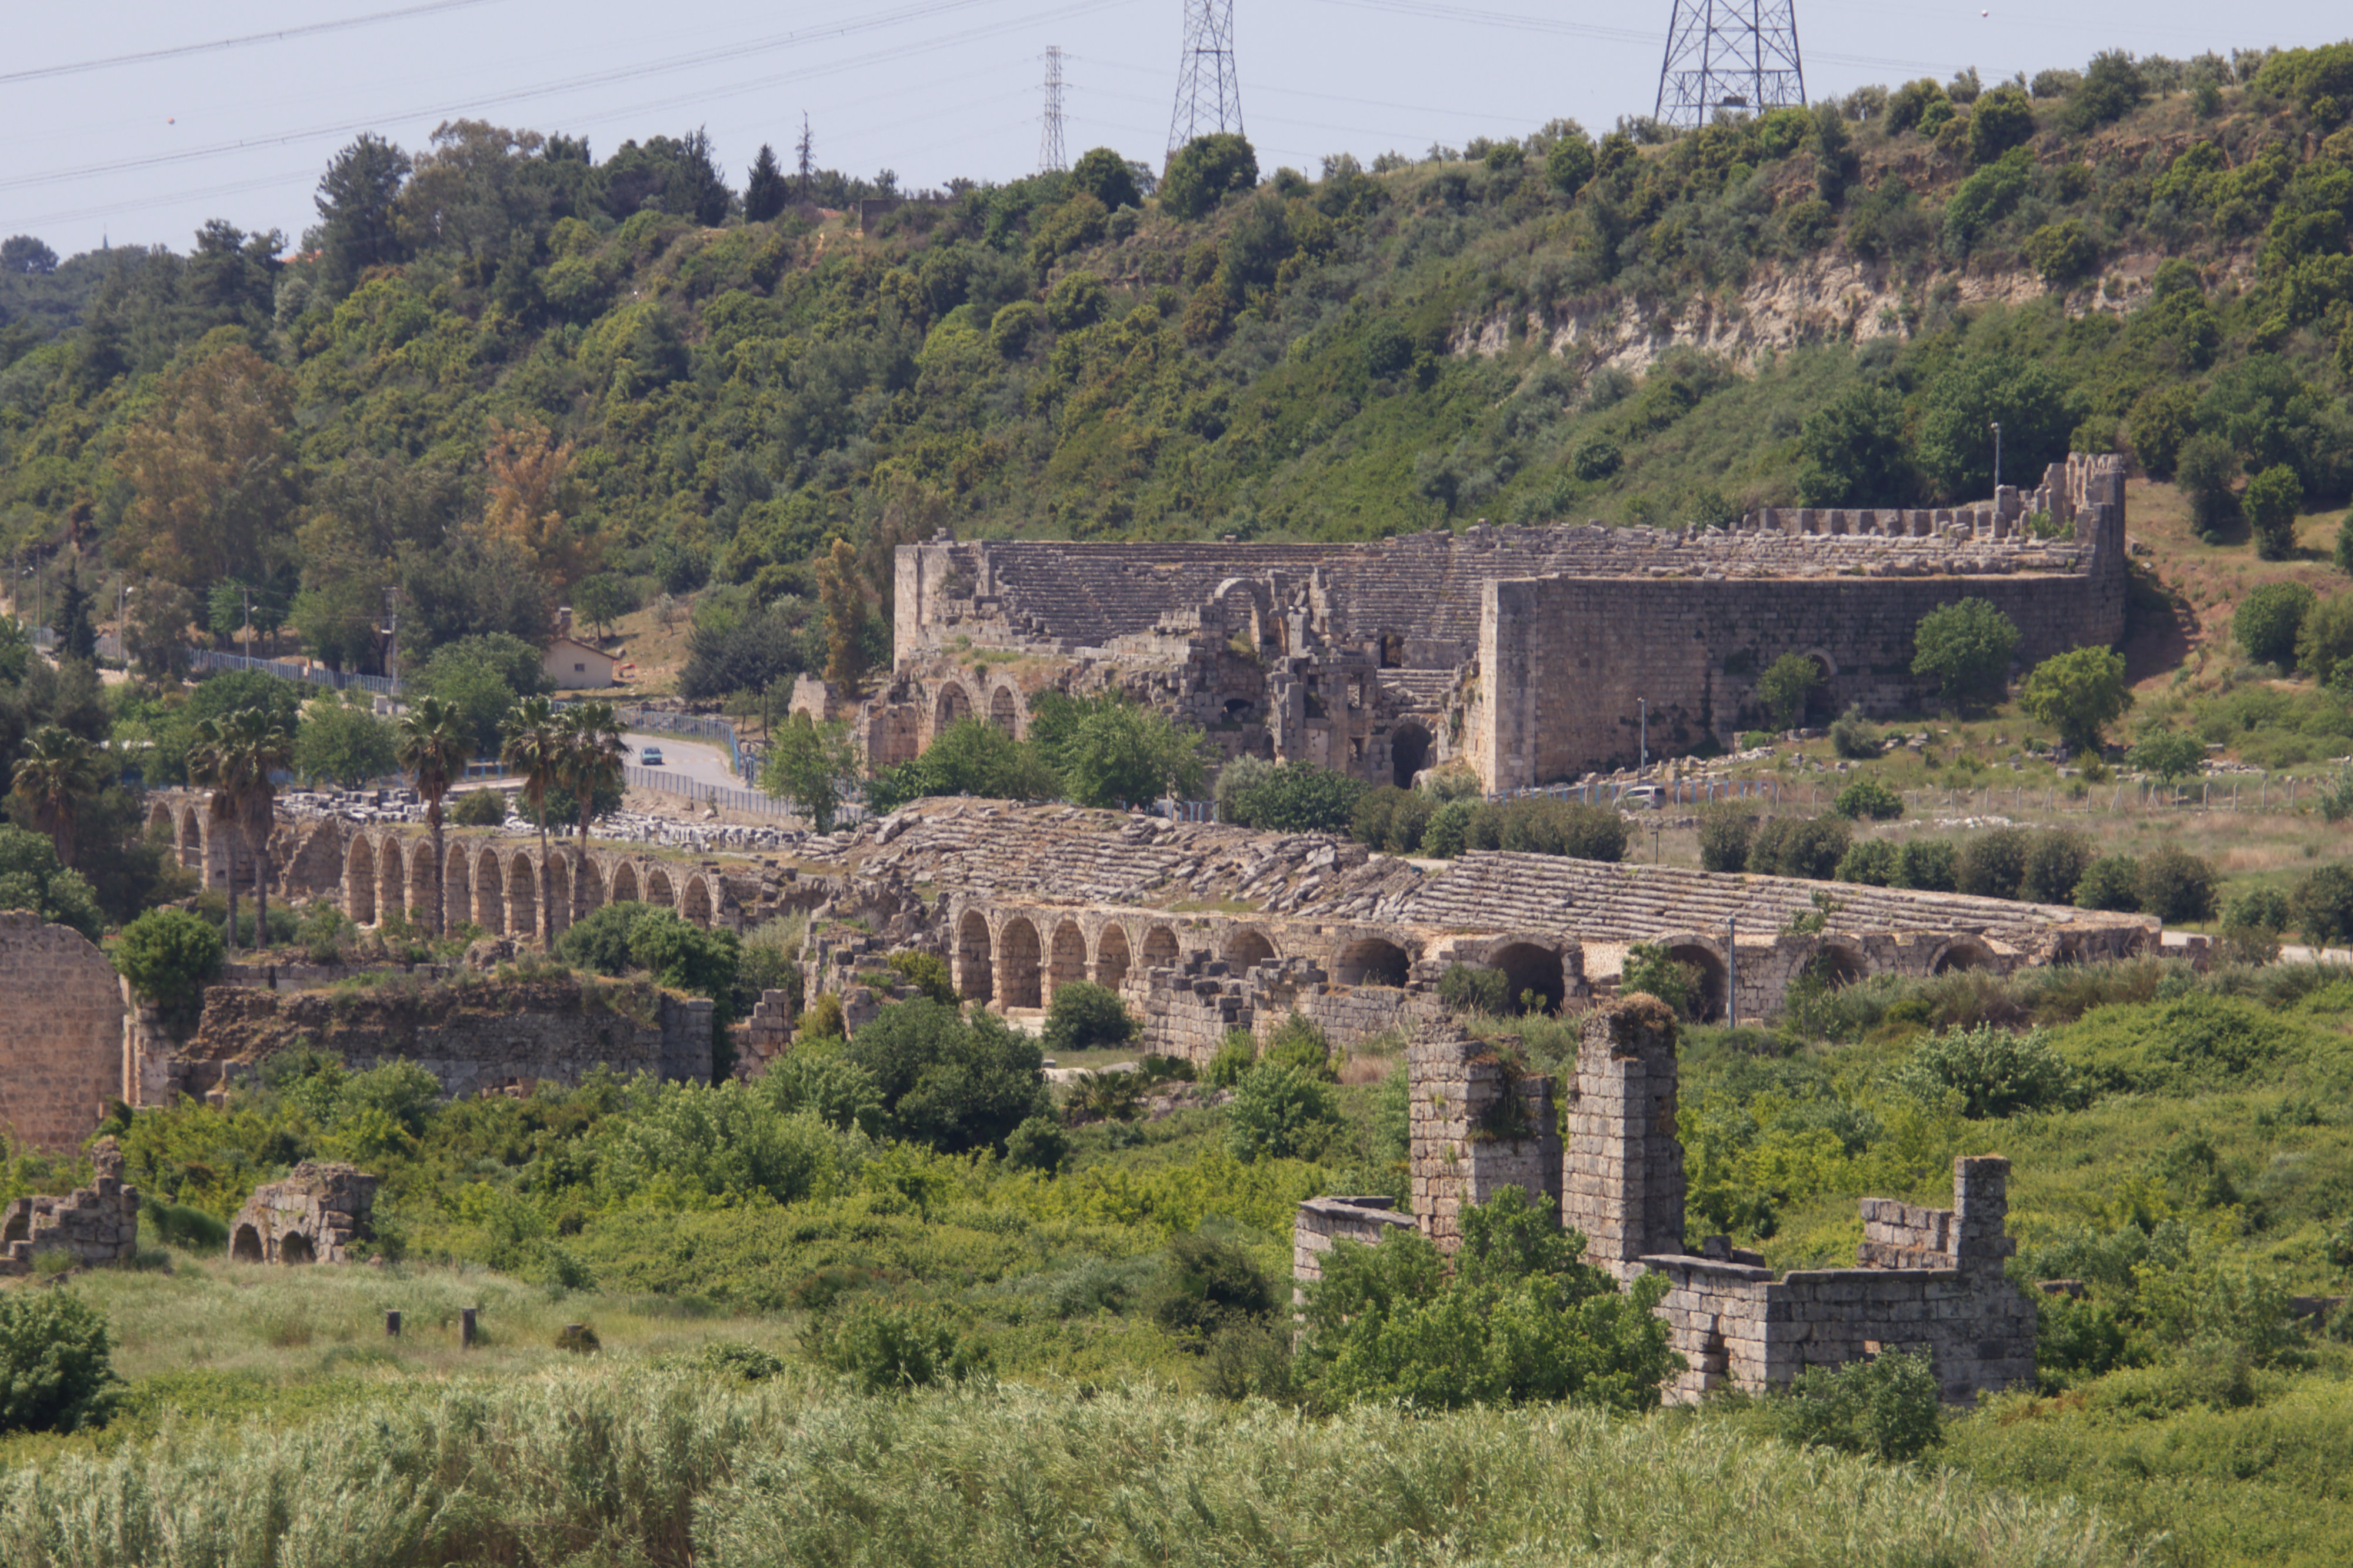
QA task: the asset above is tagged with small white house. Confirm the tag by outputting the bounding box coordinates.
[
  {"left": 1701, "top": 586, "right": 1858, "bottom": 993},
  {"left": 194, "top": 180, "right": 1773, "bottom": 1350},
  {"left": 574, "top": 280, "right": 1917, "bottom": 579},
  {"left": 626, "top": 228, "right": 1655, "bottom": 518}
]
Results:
[{"left": 544, "top": 635, "right": 622, "bottom": 690}]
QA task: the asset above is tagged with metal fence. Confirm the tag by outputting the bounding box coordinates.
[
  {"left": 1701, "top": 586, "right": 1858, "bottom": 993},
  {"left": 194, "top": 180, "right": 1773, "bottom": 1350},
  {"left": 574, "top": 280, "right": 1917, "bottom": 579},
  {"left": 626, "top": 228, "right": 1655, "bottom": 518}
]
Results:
[
  {"left": 623, "top": 762, "right": 795, "bottom": 818},
  {"left": 189, "top": 647, "right": 401, "bottom": 696},
  {"left": 612, "top": 708, "right": 752, "bottom": 780}
]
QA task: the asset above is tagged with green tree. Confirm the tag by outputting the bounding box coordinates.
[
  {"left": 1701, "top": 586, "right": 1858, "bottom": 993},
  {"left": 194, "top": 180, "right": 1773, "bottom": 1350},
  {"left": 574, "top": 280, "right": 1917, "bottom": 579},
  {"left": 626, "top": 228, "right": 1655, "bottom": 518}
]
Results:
[
  {"left": 111, "top": 907, "right": 226, "bottom": 1027},
  {"left": 1220, "top": 760, "right": 1367, "bottom": 832},
  {"left": 2129, "top": 727, "right": 2207, "bottom": 784},
  {"left": 2295, "top": 593, "right": 2353, "bottom": 686},
  {"left": 2245, "top": 464, "right": 2303, "bottom": 561},
  {"left": 8, "top": 724, "right": 102, "bottom": 868},
  {"left": 743, "top": 143, "right": 789, "bottom": 223},
  {"left": 761, "top": 712, "right": 861, "bottom": 832},
  {"left": 2024, "top": 219, "right": 2099, "bottom": 288},
  {"left": 395, "top": 693, "right": 471, "bottom": 938},
  {"left": 1545, "top": 127, "right": 1597, "bottom": 192},
  {"left": 1795, "top": 383, "right": 1912, "bottom": 508},
  {"left": 2292, "top": 864, "right": 2353, "bottom": 945},
  {"left": 292, "top": 695, "right": 394, "bottom": 788},
  {"left": 0, "top": 825, "right": 104, "bottom": 939},
  {"left": 2019, "top": 646, "right": 2132, "bottom": 752},
  {"left": 52, "top": 563, "right": 97, "bottom": 663},
  {"left": 224, "top": 707, "right": 294, "bottom": 948},
  {"left": 1915, "top": 353, "right": 2075, "bottom": 500},
  {"left": 0, "top": 1290, "right": 121, "bottom": 1436},
  {"left": 2233, "top": 581, "right": 2315, "bottom": 668},
  {"left": 498, "top": 695, "right": 564, "bottom": 945},
  {"left": 1161, "top": 133, "right": 1258, "bottom": 220},
  {"left": 869, "top": 717, "right": 1059, "bottom": 812},
  {"left": 842, "top": 998, "right": 1051, "bottom": 1153},
  {"left": 556, "top": 700, "right": 629, "bottom": 923},
  {"left": 1041, "top": 980, "right": 1137, "bottom": 1055},
  {"left": 1227, "top": 1063, "right": 1340, "bottom": 1162},
  {"left": 313, "top": 133, "right": 411, "bottom": 299},
  {"left": 1967, "top": 84, "right": 2038, "bottom": 165},
  {"left": 572, "top": 574, "right": 632, "bottom": 638},
  {"left": 1911, "top": 598, "right": 2021, "bottom": 710},
  {"left": 2065, "top": 50, "right": 2147, "bottom": 132},
  {"left": 2176, "top": 434, "right": 2241, "bottom": 538},
  {"left": 1757, "top": 653, "right": 1824, "bottom": 729},
  {"left": 1070, "top": 146, "right": 1142, "bottom": 211},
  {"left": 1030, "top": 692, "right": 1209, "bottom": 809},
  {"left": 816, "top": 538, "right": 869, "bottom": 686}
]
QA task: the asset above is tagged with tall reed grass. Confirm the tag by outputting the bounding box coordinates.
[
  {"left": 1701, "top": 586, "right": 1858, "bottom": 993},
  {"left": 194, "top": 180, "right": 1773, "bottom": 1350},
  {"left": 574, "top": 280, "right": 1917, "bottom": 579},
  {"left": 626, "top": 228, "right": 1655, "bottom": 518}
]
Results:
[{"left": 0, "top": 1366, "right": 2127, "bottom": 1568}]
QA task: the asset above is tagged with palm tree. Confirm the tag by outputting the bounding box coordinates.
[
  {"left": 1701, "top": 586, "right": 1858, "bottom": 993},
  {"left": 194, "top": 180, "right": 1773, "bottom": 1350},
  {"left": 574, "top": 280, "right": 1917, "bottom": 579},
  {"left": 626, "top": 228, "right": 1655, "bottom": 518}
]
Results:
[
  {"left": 8, "top": 724, "right": 102, "bottom": 867},
  {"left": 499, "top": 695, "right": 564, "bottom": 946},
  {"left": 556, "top": 700, "right": 628, "bottom": 925},
  {"left": 224, "top": 708, "right": 294, "bottom": 947},
  {"left": 186, "top": 716, "right": 241, "bottom": 949},
  {"left": 396, "top": 695, "right": 472, "bottom": 937}
]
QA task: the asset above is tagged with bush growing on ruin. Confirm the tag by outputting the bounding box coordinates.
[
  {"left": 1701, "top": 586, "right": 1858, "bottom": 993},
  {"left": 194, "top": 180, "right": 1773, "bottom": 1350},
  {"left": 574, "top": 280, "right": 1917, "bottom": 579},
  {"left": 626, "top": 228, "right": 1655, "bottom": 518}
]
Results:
[
  {"left": 1226, "top": 1063, "right": 1341, "bottom": 1161},
  {"left": 2234, "top": 581, "right": 2316, "bottom": 668},
  {"left": 1697, "top": 809, "right": 1755, "bottom": 872},
  {"left": 1204, "top": 1029, "right": 1260, "bottom": 1087},
  {"left": 1956, "top": 828, "right": 2030, "bottom": 900},
  {"left": 1042, "top": 981, "right": 1138, "bottom": 1055},
  {"left": 1619, "top": 942, "right": 1698, "bottom": 1017},
  {"left": 1762, "top": 1345, "right": 1944, "bottom": 1462},
  {"left": 1418, "top": 798, "right": 1477, "bottom": 858},
  {"left": 1757, "top": 653, "right": 1824, "bottom": 729},
  {"left": 1464, "top": 798, "right": 1627, "bottom": 862},
  {"left": 0, "top": 825, "right": 104, "bottom": 940},
  {"left": 1221, "top": 759, "right": 1365, "bottom": 833},
  {"left": 1829, "top": 704, "right": 1882, "bottom": 759},
  {"left": 2074, "top": 854, "right": 2145, "bottom": 912},
  {"left": 2020, "top": 828, "right": 2093, "bottom": 905},
  {"left": 1438, "top": 962, "right": 1515, "bottom": 1015},
  {"left": 111, "top": 907, "right": 225, "bottom": 1026},
  {"left": 0, "top": 1291, "right": 121, "bottom": 1436},
  {"left": 2138, "top": 845, "right": 2218, "bottom": 924},
  {"left": 1910, "top": 598, "right": 2020, "bottom": 711},
  {"left": 845, "top": 999, "right": 1051, "bottom": 1155},
  {"left": 1891, "top": 1023, "right": 2077, "bottom": 1118},
  {"left": 1259, "top": 1012, "right": 1337, "bottom": 1080},
  {"left": 1299, "top": 1187, "right": 1679, "bottom": 1413},
  {"left": 1745, "top": 815, "right": 1851, "bottom": 880},
  {"left": 1831, "top": 777, "right": 1903, "bottom": 820}
]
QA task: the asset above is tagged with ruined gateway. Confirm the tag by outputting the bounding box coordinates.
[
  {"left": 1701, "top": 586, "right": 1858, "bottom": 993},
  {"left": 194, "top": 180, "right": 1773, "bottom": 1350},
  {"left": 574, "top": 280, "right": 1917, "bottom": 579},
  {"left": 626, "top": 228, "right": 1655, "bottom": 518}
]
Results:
[
  {"left": 1294, "top": 1002, "right": 2038, "bottom": 1405},
  {"left": 817, "top": 454, "right": 2128, "bottom": 791}
]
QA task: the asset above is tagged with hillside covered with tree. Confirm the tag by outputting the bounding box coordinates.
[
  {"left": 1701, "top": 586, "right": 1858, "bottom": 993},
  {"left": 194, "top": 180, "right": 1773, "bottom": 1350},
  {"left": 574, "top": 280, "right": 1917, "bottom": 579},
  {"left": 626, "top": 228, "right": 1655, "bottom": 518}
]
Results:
[{"left": 1, "top": 42, "right": 2350, "bottom": 702}]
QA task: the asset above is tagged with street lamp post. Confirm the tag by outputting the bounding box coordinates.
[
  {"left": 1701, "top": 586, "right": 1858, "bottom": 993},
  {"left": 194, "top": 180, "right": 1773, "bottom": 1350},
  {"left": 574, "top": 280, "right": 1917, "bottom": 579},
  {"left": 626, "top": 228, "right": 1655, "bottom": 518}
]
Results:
[{"left": 1991, "top": 421, "right": 2003, "bottom": 495}]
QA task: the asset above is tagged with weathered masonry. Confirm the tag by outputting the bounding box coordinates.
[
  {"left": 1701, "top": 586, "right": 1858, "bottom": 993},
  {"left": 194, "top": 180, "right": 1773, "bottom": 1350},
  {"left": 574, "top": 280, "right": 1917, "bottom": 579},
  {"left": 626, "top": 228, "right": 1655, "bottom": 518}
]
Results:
[
  {"left": 1294, "top": 1002, "right": 2038, "bottom": 1404},
  {"left": 0, "top": 913, "right": 134, "bottom": 1154},
  {"left": 831, "top": 455, "right": 2127, "bottom": 790},
  {"left": 229, "top": 1162, "right": 378, "bottom": 1265}
]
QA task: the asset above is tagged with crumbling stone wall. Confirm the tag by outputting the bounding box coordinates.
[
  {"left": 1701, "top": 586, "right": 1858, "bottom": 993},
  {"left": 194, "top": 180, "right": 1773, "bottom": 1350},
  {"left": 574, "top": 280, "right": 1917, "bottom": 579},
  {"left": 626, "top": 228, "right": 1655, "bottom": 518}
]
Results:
[
  {"left": 155, "top": 974, "right": 711, "bottom": 1103},
  {"left": 0, "top": 913, "right": 129, "bottom": 1153},
  {"left": 1408, "top": 1023, "right": 1561, "bottom": 1250},
  {"left": 229, "top": 1162, "right": 378, "bottom": 1264},
  {"left": 1292, "top": 1196, "right": 1417, "bottom": 1297},
  {"left": 1562, "top": 996, "right": 1686, "bottom": 1279},
  {"left": 0, "top": 1138, "right": 138, "bottom": 1276}
]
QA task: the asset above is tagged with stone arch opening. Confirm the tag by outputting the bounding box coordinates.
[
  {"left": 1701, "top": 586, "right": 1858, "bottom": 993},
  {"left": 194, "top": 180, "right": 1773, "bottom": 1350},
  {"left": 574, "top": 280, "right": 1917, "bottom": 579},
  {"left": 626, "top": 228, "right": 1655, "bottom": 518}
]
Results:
[
  {"left": 376, "top": 838, "right": 405, "bottom": 923},
  {"left": 1490, "top": 942, "right": 1567, "bottom": 1015},
  {"left": 681, "top": 873, "right": 714, "bottom": 928},
  {"left": 1048, "top": 920, "right": 1088, "bottom": 997},
  {"left": 405, "top": 840, "right": 437, "bottom": 920},
  {"left": 935, "top": 683, "right": 974, "bottom": 736},
  {"left": 231, "top": 1224, "right": 264, "bottom": 1263},
  {"left": 346, "top": 836, "right": 378, "bottom": 925},
  {"left": 1391, "top": 721, "right": 1432, "bottom": 788},
  {"left": 474, "top": 849, "right": 506, "bottom": 935},
  {"left": 1335, "top": 936, "right": 1410, "bottom": 988},
  {"left": 989, "top": 686, "right": 1019, "bottom": 734},
  {"left": 956, "top": 909, "right": 994, "bottom": 1002},
  {"left": 545, "top": 855, "right": 572, "bottom": 934},
  {"left": 1932, "top": 938, "right": 1994, "bottom": 976},
  {"left": 998, "top": 916, "right": 1043, "bottom": 1009},
  {"left": 1095, "top": 925, "right": 1132, "bottom": 991},
  {"left": 279, "top": 1232, "right": 316, "bottom": 1265},
  {"left": 506, "top": 855, "right": 539, "bottom": 939},
  {"left": 645, "top": 865, "right": 675, "bottom": 908},
  {"left": 1224, "top": 928, "right": 1277, "bottom": 972},
  {"left": 146, "top": 800, "right": 172, "bottom": 839},
  {"left": 2, "top": 1209, "right": 26, "bottom": 1246},
  {"left": 1664, "top": 942, "right": 1728, "bottom": 1023},
  {"left": 1142, "top": 925, "right": 1180, "bottom": 970},
  {"left": 578, "top": 859, "right": 607, "bottom": 916},
  {"left": 1221, "top": 697, "right": 1258, "bottom": 724},
  {"left": 608, "top": 861, "right": 641, "bottom": 905},
  {"left": 1798, "top": 652, "right": 1838, "bottom": 726},
  {"left": 175, "top": 806, "right": 202, "bottom": 868},
  {"left": 443, "top": 842, "right": 471, "bottom": 932},
  {"left": 1807, "top": 940, "right": 1868, "bottom": 990}
]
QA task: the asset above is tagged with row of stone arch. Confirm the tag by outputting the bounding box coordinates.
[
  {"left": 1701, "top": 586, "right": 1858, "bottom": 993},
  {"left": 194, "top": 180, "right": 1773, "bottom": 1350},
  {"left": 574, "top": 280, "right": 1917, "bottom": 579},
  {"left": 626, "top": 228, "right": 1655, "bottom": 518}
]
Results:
[
  {"left": 339, "top": 830, "right": 725, "bottom": 936},
  {"left": 930, "top": 678, "right": 1026, "bottom": 747}
]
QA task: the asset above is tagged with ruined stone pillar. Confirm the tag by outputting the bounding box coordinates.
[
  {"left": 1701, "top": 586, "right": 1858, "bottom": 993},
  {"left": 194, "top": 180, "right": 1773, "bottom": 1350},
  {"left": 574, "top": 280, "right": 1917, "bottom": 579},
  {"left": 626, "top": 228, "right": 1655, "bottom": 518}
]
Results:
[
  {"left": 1952, "top": 1155, "right": 2016, "bottom": 1276},
  {"left": 1561, "top": 995, "right": 1684, "bottom": 1280},
  {"left": 1407, "top": 1022, "right": 1562, "bottom": 1252}
]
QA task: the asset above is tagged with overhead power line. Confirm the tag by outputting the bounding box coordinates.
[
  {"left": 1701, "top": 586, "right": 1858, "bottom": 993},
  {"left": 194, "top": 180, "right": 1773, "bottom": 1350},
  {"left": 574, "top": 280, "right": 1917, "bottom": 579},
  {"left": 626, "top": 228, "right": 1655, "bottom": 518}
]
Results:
[{"left": 0, "top": 0, "right": 509, "bottom": 87}]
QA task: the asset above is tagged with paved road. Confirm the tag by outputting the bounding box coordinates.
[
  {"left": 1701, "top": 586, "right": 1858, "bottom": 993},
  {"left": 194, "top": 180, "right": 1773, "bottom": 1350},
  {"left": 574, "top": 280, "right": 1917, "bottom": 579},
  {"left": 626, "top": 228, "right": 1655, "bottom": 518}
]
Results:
[{"left": 623, "top": 731, "right": 741, "bottom": 793}]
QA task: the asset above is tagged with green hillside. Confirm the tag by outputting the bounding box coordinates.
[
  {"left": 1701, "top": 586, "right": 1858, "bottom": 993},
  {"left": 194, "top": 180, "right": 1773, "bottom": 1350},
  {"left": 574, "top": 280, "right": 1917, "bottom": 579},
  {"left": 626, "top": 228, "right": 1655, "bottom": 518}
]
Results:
[{"left": 4, "top": 44, "right": 2351, "bottom": 690}]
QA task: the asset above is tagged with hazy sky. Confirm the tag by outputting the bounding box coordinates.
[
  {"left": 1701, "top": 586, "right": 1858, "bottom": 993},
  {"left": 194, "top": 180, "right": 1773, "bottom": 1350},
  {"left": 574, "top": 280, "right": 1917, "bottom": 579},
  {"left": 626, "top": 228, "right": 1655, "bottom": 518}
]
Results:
[{"left": 2, "top": 1, "right": 2339, "bottom": 259}]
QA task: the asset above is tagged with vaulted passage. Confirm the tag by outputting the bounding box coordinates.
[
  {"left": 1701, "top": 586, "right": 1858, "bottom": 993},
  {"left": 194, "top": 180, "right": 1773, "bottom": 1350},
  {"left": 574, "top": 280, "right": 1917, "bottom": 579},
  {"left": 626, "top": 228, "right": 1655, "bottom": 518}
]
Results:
[
  {"left": 1490, "top": 942, "right": 1566, "bottom": 1015},
  {"left": 1335, "top": 937, "right": 1409, "bottom": 988},
  {"left": 1048, "top": 920, "right": 1088, "bottom": 999},
  {"left": 1095, "top": 925, "right": 1131, "bottom": 991},
  {"left": 956, "top": 910, "right": 994, "bottom": 1002},
  {"left": 989, "top": 687, "right": 1018, "bottom": 733},
  {"left": 1224, "top": 929, "right": 1276, "bottom": 972},
  {"left": 231, "top": 1225, "right": 264, "bottom": 1263},
  {"left": 346, "top": 837, "right": 377, "bottom": 925},
  {"left": 1665, "top": 943, "right": 1728, "bottom": 1023},
  {"left": 1142, "top": 925, "right": 1179, "bottom": 969},
  {"left": 474, "top": 852, "right": 505, "bottom": 935},
  {"left": 998, "top": 917, "right": 1042, "bottom": 1009}
]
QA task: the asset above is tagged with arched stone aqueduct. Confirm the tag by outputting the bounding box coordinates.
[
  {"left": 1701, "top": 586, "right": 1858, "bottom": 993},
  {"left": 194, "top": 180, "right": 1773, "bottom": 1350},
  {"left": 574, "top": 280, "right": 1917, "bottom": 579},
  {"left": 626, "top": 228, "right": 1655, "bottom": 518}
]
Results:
[{"left": 147, "top": 797, "right": 737, "bottom": 937}]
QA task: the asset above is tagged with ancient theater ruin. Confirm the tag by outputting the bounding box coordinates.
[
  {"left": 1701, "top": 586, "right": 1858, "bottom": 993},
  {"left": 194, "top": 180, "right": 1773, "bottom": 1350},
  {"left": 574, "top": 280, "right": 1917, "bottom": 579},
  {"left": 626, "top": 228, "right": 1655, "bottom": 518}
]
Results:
[
  {"left": 1294, "top": 1003, "right": 2039, "bottom": 1404},
  {"left": 816, "top": 454, "right": 2128, "bottom": 791}
]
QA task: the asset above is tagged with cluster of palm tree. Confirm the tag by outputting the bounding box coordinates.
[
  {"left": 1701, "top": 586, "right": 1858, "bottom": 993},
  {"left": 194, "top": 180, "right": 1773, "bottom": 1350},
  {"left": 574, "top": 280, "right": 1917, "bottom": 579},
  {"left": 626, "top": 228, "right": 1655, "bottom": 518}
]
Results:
[
  {"left": 187, "top": 707, "right": 294, "bottom": 950},
  {"left": 9, "top": 723, "right": 104, "bottom": 868},
  {"left": 394, "top": 695, "right": 628, "bottom": 946}
]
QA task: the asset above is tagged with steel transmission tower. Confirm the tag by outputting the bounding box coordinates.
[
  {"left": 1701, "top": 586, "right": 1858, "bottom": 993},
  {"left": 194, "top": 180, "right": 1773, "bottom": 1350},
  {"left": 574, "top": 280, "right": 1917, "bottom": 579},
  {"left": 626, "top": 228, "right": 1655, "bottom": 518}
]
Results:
[
  {"left": 1040, "top": 46, "right": 1068, "bottom": 172},
  {"left": 1654, "top": 0, "right": 1806, "bottom": 131},
  {"left": 1168, "top": 0, "right": 1243, "bottom": 158}
]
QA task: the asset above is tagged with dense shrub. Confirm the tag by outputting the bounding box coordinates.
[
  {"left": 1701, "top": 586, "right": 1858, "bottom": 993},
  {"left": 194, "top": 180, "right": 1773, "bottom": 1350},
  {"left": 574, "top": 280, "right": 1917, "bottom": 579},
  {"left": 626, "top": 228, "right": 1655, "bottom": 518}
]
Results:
[
  {"left": 0, "top": 1291, "right": 120, "bottom": 1435},
  {"left": 1146, "top": 1231, "right": 1276, "bottom": 1342},
  {"left": 2221, "top": 884, "right": 2292, "bottom": 935},
  {"left": 1698, "top": 809, "right": 1755, "bottom": 872},
  {"left": 2019, "top": 829, "right": 2093, "bottom": 905},
  {"left": 1747, "top": 815, "right": 1851, "bottom": 880},
  {"left": 1835, "top": 839, "right": 1897, "bottom": 886},
  {"left": 2049, "top": 992, "right": 2301, "bottom": 1094},
  {"left": 2074, "top": 854, "right": 2144, "bottom": 912},
  {"left": 110, "top": 908, "right": 226, "bottom": 1027},
  {"left": 2035, "top": 1295, "right": 2148, "bottom": 1390},
  {"left": 844, "top": 999, "right": 1052, "bottom": 1153},
  {"left": 1419, "top": 798, "right": 1476, "bottom": 859},
  {"left": 1956, "top": 828, "right": 2030, "bottom": 900},
  {"left": 1221, "top": 760, "right": 1366, "bottom": 833},
  {"left": 1258, "top": 1012, "right": 1336, "bottom": 1080},
  {"left": 1891, "top": 1023, "right": 2077, "bottom": 1117},
  {"left": 1041, "top": 981, "right": 1138, "bottom": 1055},
  {"left": 1464, "top": 798, "right": 1628, "bottom": 862},
  {"left": 1829, "top": 705, "right": 1882, "bottom": 759},
  {"left": 758, "top": 1046, "right": 884, "bottom": 1136},
  {"left": 2138, "top": 845, "right": 2217, "bottom": 923},
  {"left": 1832, "top": 777, "right": 1903, "bottom": 820},
  {"left": 1438, "top": 962, "right": 1514, "bottom": 1015},
  {"left": 1762, "top": 1347, "right": 1943, "bottom": 1462},
  {"left": 1003, "top": 1113, "right": 1070, "bottom": 1173},
  {"left": 1226, "top": 1063, "right": 1340, "bottom": 1161},
  {"left": 805, "top": 1300, "right": 990, "bottom": 1394},
  {"left": 449, "top": 789, "right": 506, "bottom": 826},
  {"left": 1621, "top": 942, "right": 1697, "bottom": 1017},
  {"left": 2291, "top": 864, "right": 2353, "bottom": 945},
  {"left": 1912, "top": 598, "right": 2020, "bottom": 710},
  {"left": 1350, "top": 785, "right": 1434, "bottom": 854},
  {"left": 1203, "top": 1029, "right": 1259, "bottom": 1087},
  {"left": 554, "top": 899, "right": 654, "bottom": 975},
  {"left": 1895, "top": 838, "right": 1959, "bottom": 892}
]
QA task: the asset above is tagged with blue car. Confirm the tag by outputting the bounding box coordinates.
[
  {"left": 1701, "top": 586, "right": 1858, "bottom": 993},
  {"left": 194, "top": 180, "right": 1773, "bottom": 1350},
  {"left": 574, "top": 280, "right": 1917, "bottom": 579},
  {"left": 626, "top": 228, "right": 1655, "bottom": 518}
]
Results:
[{"left": 639, "top": 747, "right": 664, "bottom": 768}]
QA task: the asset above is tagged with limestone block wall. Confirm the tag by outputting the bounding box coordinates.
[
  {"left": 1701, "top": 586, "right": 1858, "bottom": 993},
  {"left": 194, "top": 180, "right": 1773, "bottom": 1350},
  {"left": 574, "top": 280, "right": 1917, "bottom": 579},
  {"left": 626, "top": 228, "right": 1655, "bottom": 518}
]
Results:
[
  {"left": 1561, "top": 996, "right": 1686, "bottom": 1278},
  {"left": 0, "top": 1139, "right": 138, "bottom": 1276},
  {"left": 1292, "top": 1196, "right": 1418, "bottom": 1298},
  {"left": 229, "top": 1162, "right": 378, "bottom": 1264},
  {"left": 0, "top": 913, "right": 129, "bottom": 1154},
  {"left": 1407, "top": 1025, "right": 1562, "bottom": 1251}
]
